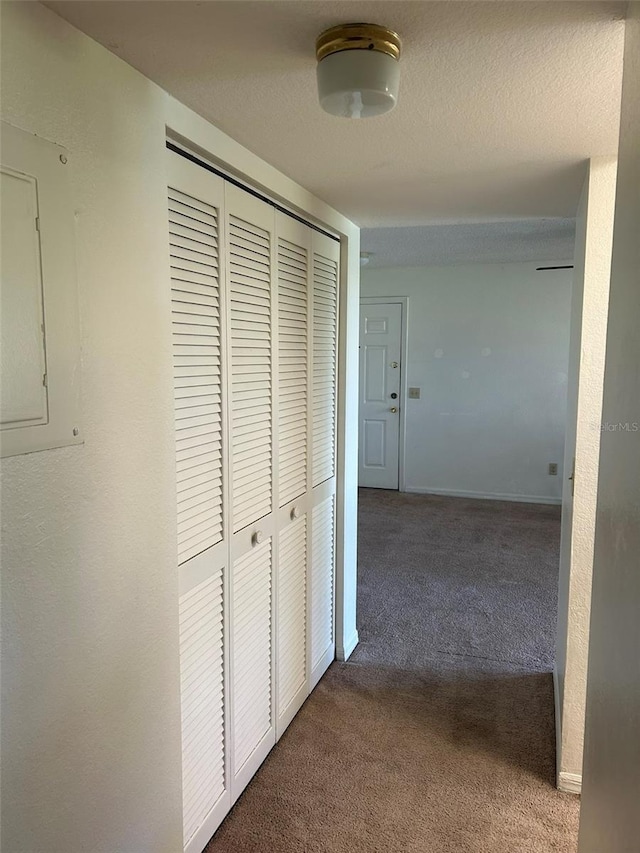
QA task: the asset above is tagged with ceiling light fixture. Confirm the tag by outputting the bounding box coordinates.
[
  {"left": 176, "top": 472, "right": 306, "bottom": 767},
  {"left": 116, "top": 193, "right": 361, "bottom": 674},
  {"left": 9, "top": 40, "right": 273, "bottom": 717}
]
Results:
[{"left": 316, "top": 23, "right": 402, "bottom": 119}]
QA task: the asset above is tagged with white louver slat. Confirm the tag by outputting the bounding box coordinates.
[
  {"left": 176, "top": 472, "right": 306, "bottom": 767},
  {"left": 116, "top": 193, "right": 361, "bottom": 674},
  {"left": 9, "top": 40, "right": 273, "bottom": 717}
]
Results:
[
  {"left": 170, "top": 185, "right": 224, "bottom": 565},
  {"left": 232, "top": 538, "right": 272, "bottom": 772},
  {"left": 312, "top": 251, "right": 338, "bottom": 487},
  {"left": 277, "top": 237, "right": 308, "bottom": 507},
  {"left": 179, "top": 571, "right": 225, "bottom": 845},
  {"left": 229, "top": 214, "right": 273, "bottom": 532},
  {"left": 311, "top": 495, "right": 335, "bottom": 669},
  {"left": 277, "top": 515, "right": 307, "bottom": 715}
]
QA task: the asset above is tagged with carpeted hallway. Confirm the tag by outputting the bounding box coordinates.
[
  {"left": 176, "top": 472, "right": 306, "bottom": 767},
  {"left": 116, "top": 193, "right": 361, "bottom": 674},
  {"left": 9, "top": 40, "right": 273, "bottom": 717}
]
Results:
[{"left": 205, "top": 490, "right": 580, "bottom": 852}]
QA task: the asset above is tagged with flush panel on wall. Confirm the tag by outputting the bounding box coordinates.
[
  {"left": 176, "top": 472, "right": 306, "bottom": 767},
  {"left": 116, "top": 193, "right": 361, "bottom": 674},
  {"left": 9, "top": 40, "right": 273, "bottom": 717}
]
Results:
[
  {"left": 167, "top": 146, "right": 340, "bottom": 852},
  {"left": 1, "top": 166, "right": 48, "bottom": 428},
  {"left": 0, "top": 121, "right": 82, "bottom": 457}
]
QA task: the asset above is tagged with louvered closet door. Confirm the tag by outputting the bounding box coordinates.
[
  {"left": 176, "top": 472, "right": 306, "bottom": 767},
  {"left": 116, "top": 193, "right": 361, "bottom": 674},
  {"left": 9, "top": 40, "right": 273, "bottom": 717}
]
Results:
[
  {"left": 225, "top": 185, "right": 276, "bottom": 802},
  {"left": 277, "top": 217, "right": 309, "bottom": 509},
  {"left": 230, "top": 535, "right": 273, "bottom": 790},
  {"left": 309, "top": 231, "right": 340, "bottom": 690},
  {"left": 274, "top": 214, "right": 311, "bottom": 738},
  {"left": 168, "top": 150, "right": 231, "bottom": 853},
  {"left": 312, "top": 236, "right": 339, "bottom": 487},
  {"left": 228, "top": 191, "right": 273, "bottom": 532},
  {"left": 276, "top": 512, "right": 307, "bottom": 735},
  {"left": 310, "top": 493, "right": 335, "bottom": 681}
]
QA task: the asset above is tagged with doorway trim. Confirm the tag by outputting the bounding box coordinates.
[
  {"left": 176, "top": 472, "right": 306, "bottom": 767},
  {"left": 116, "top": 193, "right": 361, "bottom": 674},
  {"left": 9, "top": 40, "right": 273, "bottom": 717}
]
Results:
[
  {"left": 166, "top": 102, "right": 361, "bottom": 666},
  {"left": 360, "top": 296, "right": 409, "bottom": 492}
]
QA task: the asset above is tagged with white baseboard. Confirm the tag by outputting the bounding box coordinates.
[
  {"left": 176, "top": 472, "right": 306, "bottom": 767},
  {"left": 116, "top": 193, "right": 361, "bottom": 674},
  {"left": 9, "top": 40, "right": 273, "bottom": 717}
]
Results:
[
  {"left": 554, "top": 666, "right": 583, "bottom": 795},
  {"left": 553, "top": 665, "right": 563, "bottom": 785},
  {"left": 336, "top": 629, "right": 359, "bottom": 661},
  {"left": 403, "top": 486, "right": 562, "bottom": 506},
  {"left": 558, "top": 772, "right": 582, "bottom": 795}
]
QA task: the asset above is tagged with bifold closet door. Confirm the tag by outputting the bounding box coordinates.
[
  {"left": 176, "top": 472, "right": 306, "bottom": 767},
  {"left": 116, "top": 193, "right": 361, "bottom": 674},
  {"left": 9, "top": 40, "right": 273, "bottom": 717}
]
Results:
[
  {"left": 309, "top": 231, "right": 340, "bottom": 689},
  {"left": 168, "top": 149, "right": 231, "bottom": 853},
  {"left": 224, "top": 184, "right": 276, "bottom": 800},
  {"left": 274, "top": 214, "right": 311, "bottom": 738},
  {"left": 168, "top": 145, "right": 341, "bottom": 851}
]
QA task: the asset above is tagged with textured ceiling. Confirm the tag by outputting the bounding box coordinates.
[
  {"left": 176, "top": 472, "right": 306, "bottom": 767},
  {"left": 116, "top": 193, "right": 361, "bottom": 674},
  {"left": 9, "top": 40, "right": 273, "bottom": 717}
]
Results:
[
  {"left": 45, "top": 1, "right": 625, "bottom": 227},
  {"left": 361, "top": 218, "right": 576, "bottom": 268}
]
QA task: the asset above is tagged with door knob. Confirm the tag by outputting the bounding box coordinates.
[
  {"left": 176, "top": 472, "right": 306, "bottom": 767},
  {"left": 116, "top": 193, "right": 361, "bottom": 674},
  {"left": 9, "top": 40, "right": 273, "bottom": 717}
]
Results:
[
  {"left": 252, "top": 530, "right": 264, "bottom": 546},
  {"left": 391, "top": 362, "right": 398, "bottom": 368},
  {"left": 390, "top": 407, "right": 398, "bottom": 414},
  {"left": 390, "top": 392, "right": 398, "bottom": 399},
  {"left": 290, "top": 506, "right": 301, "bottom": 520}
]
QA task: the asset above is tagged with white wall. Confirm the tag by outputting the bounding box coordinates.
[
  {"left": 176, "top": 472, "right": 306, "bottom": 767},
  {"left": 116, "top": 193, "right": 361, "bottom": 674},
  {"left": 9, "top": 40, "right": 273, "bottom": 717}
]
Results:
[
  {"left": 0, "top": 4, "right": 359, "bottom": 851},
  {"left": 579, "top": 6, "right": 640, "bottom": 850},
  {"left": 361, "top": 262, "right": 572, "bottom": 503},
  {"left": 555, "top": 157, "right": 617, "bottom": 792},
  {"left": 1, "top": 6, "right": 184, "bottom": 851}
]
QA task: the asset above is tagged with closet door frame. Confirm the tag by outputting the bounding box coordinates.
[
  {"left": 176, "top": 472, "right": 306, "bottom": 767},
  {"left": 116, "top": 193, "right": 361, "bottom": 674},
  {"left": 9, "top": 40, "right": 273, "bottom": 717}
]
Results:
[
  {"left": 167, "top": 133, "right": 359, "bottom": 853},
  {"left": 166, "top": 127, "right": 358, "bottom": 673}
]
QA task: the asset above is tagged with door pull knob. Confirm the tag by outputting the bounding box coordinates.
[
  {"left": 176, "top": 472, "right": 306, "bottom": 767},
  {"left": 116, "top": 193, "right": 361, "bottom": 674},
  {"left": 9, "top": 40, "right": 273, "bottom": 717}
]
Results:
[{"left": 390, "top": 407, "right": 398, "bottom": 414}]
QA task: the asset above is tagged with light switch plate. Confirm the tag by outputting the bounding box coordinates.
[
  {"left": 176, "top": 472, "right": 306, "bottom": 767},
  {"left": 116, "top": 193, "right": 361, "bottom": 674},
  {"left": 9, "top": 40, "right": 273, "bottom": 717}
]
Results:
[
  {"left": 548, "top": 462, "right": 558, "bottom": 475},
  {"left": 408, "top": 387, "right": 420, "bottom": 399}
]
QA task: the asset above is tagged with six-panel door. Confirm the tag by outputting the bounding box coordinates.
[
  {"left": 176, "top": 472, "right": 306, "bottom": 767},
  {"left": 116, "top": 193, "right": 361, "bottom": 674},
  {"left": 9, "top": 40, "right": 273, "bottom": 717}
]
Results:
[{"left": 358, "top": 301, "right": 403, "bottom": 489}]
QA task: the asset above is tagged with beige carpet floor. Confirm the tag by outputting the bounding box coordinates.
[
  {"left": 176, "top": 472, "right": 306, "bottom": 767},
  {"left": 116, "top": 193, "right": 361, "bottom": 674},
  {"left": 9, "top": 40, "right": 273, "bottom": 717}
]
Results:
[{"left": 205, "top": 490, "right": 580, "bottom": 852}]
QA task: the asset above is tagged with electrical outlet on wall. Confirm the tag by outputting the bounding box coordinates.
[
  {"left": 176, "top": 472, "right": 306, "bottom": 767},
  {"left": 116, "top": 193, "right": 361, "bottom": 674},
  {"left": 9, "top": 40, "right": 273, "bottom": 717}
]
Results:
[
  {"left": 408, "top": 387, "right": 420, "bottom": 399},
  {"left": 548, "top": 463, "right": 558, "bottom": 476}
]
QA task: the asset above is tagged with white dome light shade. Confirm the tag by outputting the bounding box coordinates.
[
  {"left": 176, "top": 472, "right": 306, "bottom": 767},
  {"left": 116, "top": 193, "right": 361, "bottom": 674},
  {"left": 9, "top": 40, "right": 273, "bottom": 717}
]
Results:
[
  {"left": 317, "top": 50, "right": 400, "bottom": 119},
  {"left": 315, "top": 23, "right": 401, "bottom": 119}
]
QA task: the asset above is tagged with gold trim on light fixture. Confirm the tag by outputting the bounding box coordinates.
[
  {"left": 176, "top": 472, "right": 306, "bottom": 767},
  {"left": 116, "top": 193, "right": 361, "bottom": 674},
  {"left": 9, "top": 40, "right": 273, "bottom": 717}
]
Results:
[{"left": 316, "top": 23, "right": 402, "bottom": 63}]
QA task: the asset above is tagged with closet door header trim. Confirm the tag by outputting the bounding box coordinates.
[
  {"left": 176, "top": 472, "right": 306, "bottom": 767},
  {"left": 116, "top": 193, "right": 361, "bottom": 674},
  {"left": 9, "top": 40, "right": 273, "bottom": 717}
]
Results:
[{"left": 167, "top": 142, "right": 340, "bottom": 244}]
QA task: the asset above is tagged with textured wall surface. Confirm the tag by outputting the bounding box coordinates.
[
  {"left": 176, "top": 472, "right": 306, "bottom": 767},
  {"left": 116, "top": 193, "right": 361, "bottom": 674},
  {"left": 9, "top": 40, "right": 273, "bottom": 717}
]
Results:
[
  {"left": 556, "top": 157, "right": 617, "bottom": 786},
  {"left": 555, "top": 177, "right": 588, "bottom": 785},
  {"left": 0, "top": 6, "right": 361, "bottom": 852},
  {"left": 579, "top": 6, "right": 640, "bottom": 850},
  {"left": 361, "top": 261, "right": 572, "bottom": 503},
  {"left": 0, "top": 5, "right": 184, "bottom": 851}
]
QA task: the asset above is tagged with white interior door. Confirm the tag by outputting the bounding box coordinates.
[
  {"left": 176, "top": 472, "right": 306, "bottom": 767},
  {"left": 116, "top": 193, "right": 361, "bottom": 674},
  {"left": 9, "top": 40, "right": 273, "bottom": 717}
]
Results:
[{"left": 358, "top": 301, "right": 402, "bottom": 489}]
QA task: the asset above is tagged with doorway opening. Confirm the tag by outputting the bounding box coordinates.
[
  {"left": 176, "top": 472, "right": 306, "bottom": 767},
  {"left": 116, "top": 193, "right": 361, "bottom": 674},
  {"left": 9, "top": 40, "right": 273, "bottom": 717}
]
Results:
[{"left": 355, "top": 260, "right": 580, "bottom": 845}]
